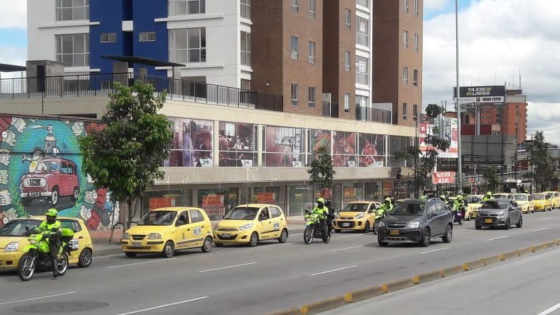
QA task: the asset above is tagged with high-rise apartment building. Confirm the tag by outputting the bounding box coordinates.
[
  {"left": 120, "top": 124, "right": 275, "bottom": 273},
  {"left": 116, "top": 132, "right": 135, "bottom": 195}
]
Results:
[{"left": 372, "top": 0, "right": 423, "bottom": 127}]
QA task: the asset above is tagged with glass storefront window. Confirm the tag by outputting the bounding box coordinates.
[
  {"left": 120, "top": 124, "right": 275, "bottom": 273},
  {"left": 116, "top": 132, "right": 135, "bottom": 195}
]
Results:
[
  {"left": 308, "top": 129, "right": 332, "bottom": 163},
  {"left": 342, "top": 183, "right": 363, "bottom": 206},
  {"left": 365, "top": 182, "right": 382, "bottom": 201},
  {"left": 253, "top": 186, "right": 286, "bottom": 210},
  {"left": 288, "top": 185, "right": 315, "bottom": 217},
  {"left": 165, "top": 118, "right": 213, "bottom": 167},
  {"left": 219, "top": 122, "right": 257, "bottom": 167},
  {"left": 198, "top": 188, "right": 239, "bottom": 221},
  {"left": 141, "top": 190, "right": 192, "bottom": 217},
  {"left": 333, "top": 131, "right": 357, "bottom": 167},
  {"left": 358, "top": 133, "right": 385, "bottom": 167},
  {"left": 263, "top": 125, "right": 305, "bottom": 167}
]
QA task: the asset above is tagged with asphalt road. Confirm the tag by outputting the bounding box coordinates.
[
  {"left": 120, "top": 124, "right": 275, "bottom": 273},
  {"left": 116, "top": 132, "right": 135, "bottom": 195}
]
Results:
[
  {"left": 323, "top": 244, "right": 560, "bottom": 315},
  {"left": 1, "top": 211, "right": 560, "bottom": 315}
]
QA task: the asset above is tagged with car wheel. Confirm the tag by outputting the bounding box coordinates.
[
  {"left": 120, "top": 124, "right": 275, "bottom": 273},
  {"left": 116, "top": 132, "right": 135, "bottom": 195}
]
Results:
[
  {"left": 77, "top": 248, "right": 92, "bottom": 268},
  {"left": 22, "top": 198, "right": 32, "bottom": 206},
  {"left": 363, "top": 221, "right": 371, "bottom": 233},
  {"left": 420, "top": 228, "right": 431, "bottom": 247},
  {"left": 278, "top": 229, "right": 288, "bottom": 243},
  {"left": 249, "top": 232, "right": 259, "bottom": 247},
  {"left": 201, "top": 237, "right": 213, "bottom": 253},
  {"left": 162, "top": 241, "right": 174, "bottom": 258},
  {"left": 71, "top": 187, "right": 79, "bottom": 202},
  {"left": 504, "top": 219, "right": 511, "bottom": 230},
  {"left": 334, "top": 229, "right": 341, "bottom": 233},
  {"left": 475, "top": 224, "right": 482, "bottom": 230},
  {"left": 50, "top": 187, "right": 59, "bottom": 206},
  {"left": 442, "top": 224, "right": 453, "bottom": 243},
  {"left": 517, "top": 215, "right": 523, "bottom": 228},
  {"left": 125, "top": 252, "right": 137, "bottom": 258},
  {"left": 378, "top": 235, "right": 389, "bottom": 247}
]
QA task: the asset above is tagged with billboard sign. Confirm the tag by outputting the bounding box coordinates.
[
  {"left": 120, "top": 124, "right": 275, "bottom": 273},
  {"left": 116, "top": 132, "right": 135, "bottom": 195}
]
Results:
[
  {"left": 454, "top": 86, "right": 506, "bottom": 104},
  {"left": 433, "top": 172, "right": 456, "bottom": 184}
]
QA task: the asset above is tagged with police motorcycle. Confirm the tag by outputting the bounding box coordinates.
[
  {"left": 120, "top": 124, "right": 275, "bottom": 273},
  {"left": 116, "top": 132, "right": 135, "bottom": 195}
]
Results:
[
  {"left": 17, "top": 226, "right": 76, "bottom": 281},
  {"left": 448, "top": 200, "right": 466, "bottom": 225},
  {"left": 303, "top": 210, "right": 331, "bottom": 244}
]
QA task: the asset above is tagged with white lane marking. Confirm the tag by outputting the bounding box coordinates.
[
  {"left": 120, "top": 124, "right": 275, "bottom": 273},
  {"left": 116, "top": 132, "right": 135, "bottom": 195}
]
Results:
[
  {"left": 310, "top": 265, "right": 359, "bottom": 277},
  {"left": 107, "top": 258, "right": 176, "bottom": 269},
  {"left": 0, "top": 292, "right": 77, "bottom": 306},
  {"left": 539, "top": 218, "right": 553, "bottom": 221},
  {"left": 420, "top": 247, "right": 449, "bottom": 255},
  {"left": 487, "top": 236, "right": 510, "bottom": 242},
  {"left": 537, "top": 301, "right": 560, "bottom": 315},
  {"left": 339, "top": 234, "right": 367, "bottom": 238},
  {"left": 251, "top": 243, "right": 294, "bottom": 250},
  {"left": 116, "top": 296, "right": 210, "bottom": 315},
  {"left": 326, "top": 246, "right": 364, "bottom": 253},
  {"left": 199, "top": 262, "right": 258, "bottom": 273},
  {"left": 533, "top": 228, "right": 549, "bottom": 232}
]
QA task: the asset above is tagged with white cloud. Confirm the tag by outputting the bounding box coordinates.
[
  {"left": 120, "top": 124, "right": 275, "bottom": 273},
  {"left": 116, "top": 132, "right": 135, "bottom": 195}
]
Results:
[
  {"left": 423, "top": 0, "right": 560, "bottom": 144},
  {"left": 0, "top": 0, "right": 26, "bottom": 29},
  {"left": 424, "top": 0, "right": 451, "bottom": 11}
]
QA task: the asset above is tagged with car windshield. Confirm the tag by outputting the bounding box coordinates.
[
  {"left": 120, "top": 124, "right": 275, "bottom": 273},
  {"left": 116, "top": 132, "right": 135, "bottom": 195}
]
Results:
[
  {"left": 533, "top": 194, "right": 545, "bottom": 200},
  {"left": 0, "top": 220, "right": 41, "bottom": 236},
  {"left": 514, "top": 195, "right": 527, "bottom": 201},
  {"left": 137, "top": 211, "right": 177, "bottom": 226},
  {"left": 48, "top": 161, "right": 61, "bottom": 172},
  {"left": 546, "top": 193, "right": 553, "bottom": 198},
  {"left": 493, "top": 194, "right": 508, "bottom": 199},
  {"left": 224, "top": 207, "right": 259, "bottom": 220},
  {"left": 482, "top": 200, "right": 508, "bottom": 209},
  {"left": 342, "top": 204, "right": 369, "bottom": 212},
  {"left": 390, "top": 202, "right": 425, "bottom": 216}
]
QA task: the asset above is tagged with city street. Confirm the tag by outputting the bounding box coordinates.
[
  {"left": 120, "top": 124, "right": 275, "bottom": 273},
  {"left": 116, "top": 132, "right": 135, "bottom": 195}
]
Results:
[{"left": 1, "top": 211, "right": 560, "bottom": 315}]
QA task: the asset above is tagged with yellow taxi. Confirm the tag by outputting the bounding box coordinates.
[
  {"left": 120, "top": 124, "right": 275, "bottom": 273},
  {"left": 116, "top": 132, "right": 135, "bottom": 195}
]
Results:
[
  {"left": 513, "top": 193, "right": 535, "bottom": 213},
  {"left": 333, "top": 201, "right": 381, "bottom": 233},
  {"left": 0, "top": 216, "right": 93, "bottom": 270},
  {"left": 544, "top": 191, "right": 560, "bottom": 209},
  {"left": 465, "top": 195, "right": 483, "bottom": 220},
  {"left": 121, "top": 207, "right": 214, "bottom": 258},
  {"left": 533, "top": 193, "right": 552, "bottom": 212},
  {"left": 213, "top": 204, "right": 289, "bottom": 247}
]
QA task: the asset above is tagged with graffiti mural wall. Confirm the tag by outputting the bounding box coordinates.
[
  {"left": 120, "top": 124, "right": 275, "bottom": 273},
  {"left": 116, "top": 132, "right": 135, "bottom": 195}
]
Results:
[{"left": 0, "top": 115, "right": 119, "bottom": 230}]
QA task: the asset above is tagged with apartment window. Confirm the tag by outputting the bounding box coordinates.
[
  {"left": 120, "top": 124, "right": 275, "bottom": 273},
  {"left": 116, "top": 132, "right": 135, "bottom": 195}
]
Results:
[
  {"left": 403, "top": 66, "right": 408, "bottom": 85},
  {"left": 169, "top": 28, "right": 207, "bottom": 63},
  {"left": 414, "top": 0, "right": 419, "bottom": 16},
  {"left": 308, "top": 87, "right": 315, "bottom": 107},
  {"left": 404, "top": 30, "right": 408, "bottom": 49},
  {"left": 241, "top": 79, "right": 251, "bottom": 91},
  {"left": 413, "top": 104, "right": 418, "bottom": 120},
  {"left": 169, "top": 0, "right": 206, "bottom": 16},
  {"left": 100, "top": 33, "right": 117, "bottom": 43},
  {"left": 56, "top": 0, "right": 89, "bottom": 21},
  {"left": 308, "top": 41, "right": 315, "bottom": 64},
  {"left": 291, "top": 36, "right": 299, "bottom": 60},
  {"left": 356, "top": 56, "right": 369, "bottom": 85},
  {"left": 344, "top": 9, "right": 352, "bottom": 30},
  {"left": 357, "top": 0, "right": 369, "bottom": 8},
  {"left": 139, "top": 32, "right": 156, "bottom": 42},
  {"left": 240, "top": 0, "right": 251, "bottom": 19},
  {"left": 241, "top": 31, "right": 251, "bottom": 66},
  {"left": 403, "top": 103, "right": 408, "bottom": 120},
  {"left": 344, "top": 93, "right": 351, "bottom": 112},
  {"left": 414, "top": 34, "right": 419, "bottom": 51},
  {"left": 413, "top": 69, "right": 418, "bottom": 86},
  {"left": 309, "top": 0, "right": 316, "bottom": 18},
  {"left": 56, "top": 34, "right": 89, "bottom": 67},
  {"left": 291, "top": 0, "right": 299, "bottom": 13},
  {"left": 291, "top": 84, "right": 299, "bottom": 106},
  {"left": 404, "top": 0, "right": 409, "bottom": 12},
  {"left": 344, "top": 51, "right": 351, "bottom": 71},
  {"left": 356, "top": 16, "right": 369, "bottom": 47}
]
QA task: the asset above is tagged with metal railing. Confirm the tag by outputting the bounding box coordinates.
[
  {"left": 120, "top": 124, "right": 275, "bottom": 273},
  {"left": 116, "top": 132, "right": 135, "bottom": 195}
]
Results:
[
  {"left": 0, "top": 72, "right": 283, "bottom": 112},
  {"left": 356, "top": 106, "right": 392, "bottom": 124},
  {"left": 322, "top": 102, "right": 339, "bottom": 118}
]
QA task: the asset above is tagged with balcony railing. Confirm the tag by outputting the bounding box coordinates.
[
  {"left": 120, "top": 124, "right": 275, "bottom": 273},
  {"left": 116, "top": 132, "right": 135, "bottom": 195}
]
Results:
[
  {"left": 322, "top": 102, "right": 339, "bottom": 118},
  {"left": 0, "top": 73, "right": 283, "bottom": 112},
  {"left": 356, "top": 105, "right": 392, "bottom": 124}
]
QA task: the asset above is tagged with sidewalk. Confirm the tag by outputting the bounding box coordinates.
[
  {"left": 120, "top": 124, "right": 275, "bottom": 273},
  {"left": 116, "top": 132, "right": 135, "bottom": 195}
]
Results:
[{"left": 89, "top": 216, "right": 307, "bottom": 257}]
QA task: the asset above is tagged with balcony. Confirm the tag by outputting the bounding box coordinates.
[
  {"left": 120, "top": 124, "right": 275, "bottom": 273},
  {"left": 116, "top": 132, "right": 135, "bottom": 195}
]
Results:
[
  {"left": 0, "top": 73, "right": 283, "bottom": 112},
  {"left": 356, "top": 105, "right": 392, "bottom": 124},
  {"left": 322, "top": 102, "right": 339, "bottom": 118}
]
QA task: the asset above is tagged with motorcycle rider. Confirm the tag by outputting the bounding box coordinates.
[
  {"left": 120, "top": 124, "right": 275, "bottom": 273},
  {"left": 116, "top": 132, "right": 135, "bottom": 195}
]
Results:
[
  {"left": 324, "top": 200, "right": 335, "bottom": 234},
  {"left": 483, "top": 191, "right": 493, "bottom": 202},
  {"left": 377, "top": 197, "right": 393, "bottom": 218},
  {"left": 439, "top": 195, "right": 447, "bottom": 203},
  {"left": 453, "top": 195, "right": 467, "bottom": 218},
  {"left": 33, "top": 208, "right": 62, "bottom": 277},
  {"left": 311, "top": 198, "right": 329, "bottom": 236}
]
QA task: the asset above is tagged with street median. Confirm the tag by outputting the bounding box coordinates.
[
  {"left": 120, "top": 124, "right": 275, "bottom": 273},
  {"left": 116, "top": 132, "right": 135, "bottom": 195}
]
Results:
[
  {"left": 462, "top": 259, "right": 485, "bottom": 271},
  {"left": 412, "top": 271, "right": 444, "bottom": 284},
  {"left": 344, "top": 286, "right": 385, "bottom": 303},
  {"left": 300, "top": 296, "right": 346, "bottom": 315},
  {"left": 381, "top": 278, "right": 415, "bottom": 293}
]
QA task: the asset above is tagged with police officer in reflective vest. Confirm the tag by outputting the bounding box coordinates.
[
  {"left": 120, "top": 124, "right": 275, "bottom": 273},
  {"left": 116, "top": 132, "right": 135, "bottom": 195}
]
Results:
[{"left": 34, "top": 208, "right": 62, "bottom": 277}]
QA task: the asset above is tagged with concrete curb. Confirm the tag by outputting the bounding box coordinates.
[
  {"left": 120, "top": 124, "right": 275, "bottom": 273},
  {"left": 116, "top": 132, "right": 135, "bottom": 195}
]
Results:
[
  {"left": 263, "top": 239, "right": 560, "bottom": 315},
  {"left": 300, "top": 296, "right": 346, "bottom": 315},
  {"left": 94, "top": 248, "right": 123, "bottom": 257}
]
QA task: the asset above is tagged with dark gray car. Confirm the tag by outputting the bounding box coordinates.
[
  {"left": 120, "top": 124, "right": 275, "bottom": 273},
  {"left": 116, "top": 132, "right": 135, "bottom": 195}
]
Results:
[
  {"left": 475, "top": 199, "right": 523, "bottom": 230},
  {"left": 377, "top": 199, "right": 453, "bottom": 247}
]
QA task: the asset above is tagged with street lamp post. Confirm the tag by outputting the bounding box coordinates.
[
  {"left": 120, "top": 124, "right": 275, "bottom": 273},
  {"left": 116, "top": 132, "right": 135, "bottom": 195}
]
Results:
[{"left": 455, "top": 0, "right": 463, "bottom": 194}]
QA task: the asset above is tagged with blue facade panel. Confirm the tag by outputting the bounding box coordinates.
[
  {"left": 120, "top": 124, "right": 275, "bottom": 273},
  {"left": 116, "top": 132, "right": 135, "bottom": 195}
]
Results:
[{"left": 133, "top": 0, "right": 168, "bottom": 77}]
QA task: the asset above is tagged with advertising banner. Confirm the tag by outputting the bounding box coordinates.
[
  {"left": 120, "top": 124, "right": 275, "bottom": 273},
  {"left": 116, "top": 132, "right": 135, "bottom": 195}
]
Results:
[
  {"left": 433, "top": 172, "right": 456, "bottom": 184},
  {"left": 255, "top": 192, "right": 276, "bottom": 204},
  {"left": 264, "top": 126, "right": 304, "bottom": 167},
  {"left": 166, "top": 118, "right": 213, "bottom": 167},
  {"left": 332, "top": 131, "right": 357, "bottom": 167},
  {"left": 149, "top": 198, "right": 174, "bottom": 211},
  {"left": 454, "top": 86, "right": 506, "bottom": 103},
  {"left": 358, "top": 133, "right": 385, "bottom": 167},
  {"left": 343, "top": 188, "right": 358, "bottom": 203},
  {"left": 218, "top": 122, "right": 256, "bottom": 167},
  {"left": 202, "top": 194, "right": 225, "bottom": 218}
]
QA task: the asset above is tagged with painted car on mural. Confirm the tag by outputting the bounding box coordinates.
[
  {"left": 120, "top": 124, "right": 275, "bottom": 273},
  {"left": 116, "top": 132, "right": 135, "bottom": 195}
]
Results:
[{"left": 20, "top": 158, "right": 79, "bottom": 206}]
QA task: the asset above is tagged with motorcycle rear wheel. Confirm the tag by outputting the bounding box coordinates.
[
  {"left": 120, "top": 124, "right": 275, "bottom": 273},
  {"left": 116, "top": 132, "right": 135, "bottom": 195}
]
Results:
[
  {"left": 55, "top": 254, "right": 69, "bottom": 276},
  {"left": 18, "top": 253, "right": 36, "bottom": 282},
  {"left": 304, "top": 226, "right": 314, "bottom": 244},
  {"left": 373, "top": 220, "right": 380, "bottom": 235}
]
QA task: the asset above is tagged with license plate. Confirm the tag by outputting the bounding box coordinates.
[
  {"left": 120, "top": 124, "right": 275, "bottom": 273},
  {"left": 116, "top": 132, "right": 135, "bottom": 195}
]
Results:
[
  {"left": 222, "top": 233, "right": 231, "bottom": 238},
  {"left": 132, "top": 242, "right": 142, "bottom": 248},
  {"left": 390, "top": 230, "right": 400, "bottom": 236},
  {"left": 342, "top": 223, "right": 350, "bottom": 227},
  {"left": 30, "top": 192, "right": 40, "bottom": 198},
  {"left": 485, "top": 219, "right": 492, "bottom": 223}
]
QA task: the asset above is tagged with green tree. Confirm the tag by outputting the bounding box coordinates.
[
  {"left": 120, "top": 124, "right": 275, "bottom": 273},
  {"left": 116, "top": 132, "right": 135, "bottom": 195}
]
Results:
[
  {"left": 79, "top": 81, "right": 173, "bottom": 228},
  {"left": 483, "top": 167, "right": 500, "bottom": 192},
  {"left": 308, "top": 146, "right": 336, "bottom": 197},
  {"left": 395, "top": 104, "right": 450, "bottom": 196},
  {"left": 527, "top": 131, "right": 554, "bottom": 191}
]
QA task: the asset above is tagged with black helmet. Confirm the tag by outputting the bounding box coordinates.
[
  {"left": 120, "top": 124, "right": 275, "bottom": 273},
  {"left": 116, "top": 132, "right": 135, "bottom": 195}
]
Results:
[{"left": 325, "top": 200, "right": 332, "bottom": 207}]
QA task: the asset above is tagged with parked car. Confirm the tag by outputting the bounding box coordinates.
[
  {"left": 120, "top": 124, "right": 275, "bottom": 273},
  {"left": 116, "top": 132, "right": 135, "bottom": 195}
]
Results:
[
  {"left": 533, "top": 193, "right": 552, "bottom": 212},
  {"left": 377, "top": 199, "right": 453, "bottom": 247},
  {"left": 465, "top": 195, "right": 483, "bottom": 220},
  {"left": 333, "top": 201, "right": 380, "bottom": 233},
  {"left": 513, "top": 194, "right": 534, "bottom": 213},
  {"left": 20, "top": 158, "right": 80, "bottom": 206},
  {"left": 475, "top": 199, "right": 523, "bottom": 230}
]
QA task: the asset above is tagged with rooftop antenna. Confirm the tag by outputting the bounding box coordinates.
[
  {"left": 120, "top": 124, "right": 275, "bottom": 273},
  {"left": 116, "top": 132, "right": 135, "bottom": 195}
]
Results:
[{"left": 519, "top": 67, "right": 522, "bottom": 89}]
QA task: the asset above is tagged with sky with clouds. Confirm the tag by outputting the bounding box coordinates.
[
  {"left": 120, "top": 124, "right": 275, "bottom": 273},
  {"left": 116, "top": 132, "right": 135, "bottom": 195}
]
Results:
[{"left": 0, "top": 0, "right": 558, "bottom": 142}]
